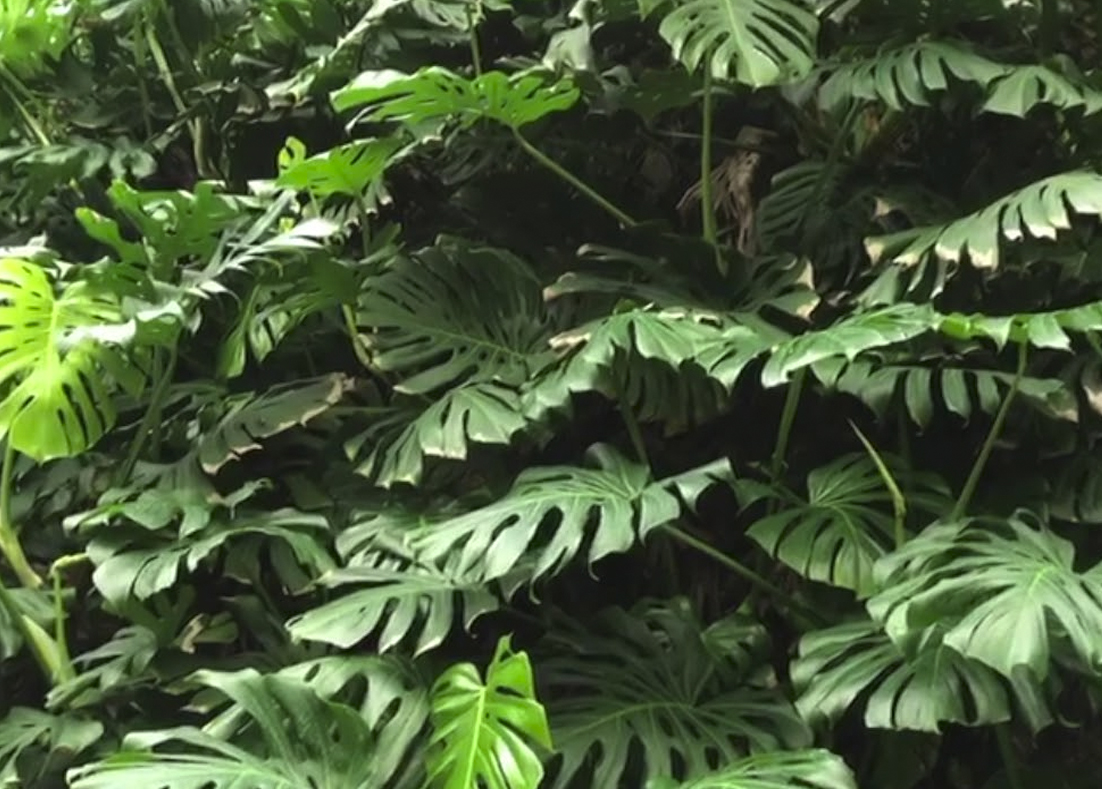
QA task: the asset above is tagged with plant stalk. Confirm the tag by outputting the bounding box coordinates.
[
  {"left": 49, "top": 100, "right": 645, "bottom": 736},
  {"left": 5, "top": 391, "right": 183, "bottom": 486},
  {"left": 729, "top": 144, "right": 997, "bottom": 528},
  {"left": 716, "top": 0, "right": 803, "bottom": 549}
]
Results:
[
  {"left": 466, "top": 3, "right": 483, "bottom": 77},
  {"left": 0, "top": 580, "right": 55, "bottom": 681},
  {"left": 700, "top": 69, "right": 720, "bottom": 267},
  {"left": 0, "top": 443, "right": 41, "bottom": 589},
  {"left": 48, "top": 553, "right": 86, "bottom": 684},
  {"left": 512, "top": 130, "right": 637, "bottom": 227},
  {"left": 769, "top": 368, "right": 806, "bottom": 482},
  {"left": 663, "top": 524, "right": 823, "bottom": 625},
  {"left": 952, "top": 342, "right": 1027, "bottom": 520},
  {"left": 617, "top": 365, "right": 650, "bottom": 468},
  {"left": 119, "top": 345, "right": 178, "bottom": 486},
  {"left": 852, "top": 422, "right": 907, "bottom": 549}
]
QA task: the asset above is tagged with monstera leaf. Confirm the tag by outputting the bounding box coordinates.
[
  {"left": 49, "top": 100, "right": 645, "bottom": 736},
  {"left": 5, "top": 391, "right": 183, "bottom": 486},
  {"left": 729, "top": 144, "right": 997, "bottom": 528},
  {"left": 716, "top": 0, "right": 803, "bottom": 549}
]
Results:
[
  {"left": 351, "top": 382, "right": 533, "bottom": 487},
  {"left": 197, "top": 374, "right": 352, "bottom": 474},
  {"left": 332, "top": 67, "right": 580, "bottom": 131},
  {"left": 819, "top": 41, "right": 1008, "bottom": 111},
  {"left": 276, "top": 136, "right": 404, "bottom": 199},
  {"left": 286, "top": 553, "right": 503, "bottom": 653},
  {"left": 814, "top": 356, "right": 1075, "bottom": 426},
  {"left": 207, "top": 656, "right": 430, "bottom": 787},
  {"left": 86, "top": 507, "right": 335, "bottom": 606},
  {"left": 868, "top": 511, "right": 1102, "bottom": 680},
  {"left": 793, "top": 619, "right": 1052, "bottom": 732},
  {"left": 647, "top": 750, "right": 858, "bottom": 789},
  {"left": 761, "top": 304, "right": 938, "bottom": 387},
  {"left": 867, "top": 171, "right": 1102, "bottom": 270},
  {"left": 427, "top": 637, "right": 552, "bottom": 789},
  {"left": 740, "top": 454, "right": 951, "bottom": 595},
  {"left": 542, "top": 600, "right": 809, "bottom": 788},
  {"left": 0, "top": 708, "right": 103, "bottom": 786},
  {"left": 984, "top": 65, "right": 1102, "bottom": 117},
  {"left": 0, "top": 257, "right": 144, "bottom": 461},
  {"left": 68, "top": 670, "right": 381, "bottom": 789},
  {"left": 0, "top": 0, "right": 75, "bottom": 77},
  {"left": 353, "top": 239, "right": 556, "bottom": 393},
  {"left": 411, "top": 447, "right": 732, "bottom": 583},
  {"left": 651, "top": 0, "right": 819, "bottom": 86}
]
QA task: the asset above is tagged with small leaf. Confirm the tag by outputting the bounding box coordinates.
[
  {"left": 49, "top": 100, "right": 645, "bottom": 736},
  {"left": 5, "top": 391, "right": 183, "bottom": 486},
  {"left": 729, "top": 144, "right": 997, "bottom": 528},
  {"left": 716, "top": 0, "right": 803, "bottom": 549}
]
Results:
[{"left": 428, "top": 636, "right": 552, "bottom": 789}]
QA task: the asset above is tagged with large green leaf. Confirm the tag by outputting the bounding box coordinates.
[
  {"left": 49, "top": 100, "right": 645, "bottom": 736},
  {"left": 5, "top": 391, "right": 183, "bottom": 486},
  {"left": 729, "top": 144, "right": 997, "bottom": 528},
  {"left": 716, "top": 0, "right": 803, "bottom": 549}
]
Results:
[
  {"left": 542, "top": 599, "right": 809, "bottom": 788},
  {"left": 813, "top": 356, "right": 1076, "bottom": 426},
  {"left": 983, "top": 65, "right": 1102, "bottom": 117},
  {"left": 867, "top": 171, "right": 1102, "bottom": 270},
  {"left": 206, "top": 656, "right": 430, "bottom": 787},
  {"left": 331, "top": 67, "right": 580, "bottom": 131},
  {"left": 411, "top": 447, "right": 732, "bottom": 583},
  {"left": 349, "top": 382, "right": 532, "bottom": 487},
  {"left": 0, "top": 0, "right": 75, "bottom": 77},
  {"left": 197, "top": 374, "right": 352, "bottom": 474},
  {"left": 276, "top": 136, "right": 404, "bottom": 199},
  {"left": 427, "top": 636, "right": 552, "bottom": 789},
  {"left": 353, "top": 238, "right": 556, "bottom": 394},
  {"left": 68, "top": 670, "right": 381, "bottom": 789},
  {"left": 0, "top": 708, "right": 103, "bottom": 786},
  {"left": 652, "top": 0, "right": 819, "bottom": 86},
  {"left": 793, "top": 618, "right": 1052, "bottom": 733},
  {"left": 867, "top": 511, "right": 1102, "bottom": 680},
  {"left": 0, "top": 257, "right": 143, "bottom": 461},
  {"left": 646, "top": 749, "right": 858, "bottom": 789},
  {"left": 85, "top": 507, "right": 335, "bottom": 606},
  {"left": 740, "top": 454, "right": 950, "bottom": 595},
  {"left": 819, "top": 41, "right": 1007, "bottom": 111},
  {"left": 760, "top": 304, "right": 938, "bottom": 387},
  {"left": 286, "top": 553, "right": 502, "bottom": 653}
]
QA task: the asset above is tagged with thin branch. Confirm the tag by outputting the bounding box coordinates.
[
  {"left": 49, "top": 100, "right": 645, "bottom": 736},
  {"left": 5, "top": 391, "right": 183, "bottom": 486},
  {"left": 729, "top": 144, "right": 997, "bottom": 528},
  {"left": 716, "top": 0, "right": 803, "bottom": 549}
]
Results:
[
  {"left": 952, "top": 342, "right": 1028, "bottom": 520},
  {"left": 512, "top": 130, "right": 637, "bottom": 227}
]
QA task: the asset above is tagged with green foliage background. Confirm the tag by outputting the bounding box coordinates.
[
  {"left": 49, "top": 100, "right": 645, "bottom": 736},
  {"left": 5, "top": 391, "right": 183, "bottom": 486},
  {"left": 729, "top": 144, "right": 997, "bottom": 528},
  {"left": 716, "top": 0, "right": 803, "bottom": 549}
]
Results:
[{"left": 0, "top": 0, "right": 1101, "bottom": 787}]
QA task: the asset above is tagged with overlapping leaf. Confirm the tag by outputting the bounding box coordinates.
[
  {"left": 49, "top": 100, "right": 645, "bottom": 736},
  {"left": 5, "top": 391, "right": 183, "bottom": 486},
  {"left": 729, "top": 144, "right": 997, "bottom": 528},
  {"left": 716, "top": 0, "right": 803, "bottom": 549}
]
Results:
[
  {"left": 647, "top": 750, "right": 858, "bottom": 789},
  {"left": 819, "top": 41, "right": 1007, "bottom": 111},
  {"left": 197, "top": 374, "right": 352, "bottom": 473},
  {"left": 542, "top": 599, "right": 809, "bottom": 788},
  {"left": 353, "top": 239, "right": 556, "bottom": 394},
  {"left": 740, "top": 454, "right": 950, "bottom": 595},
  {"left": 867, "top": 171, "right": 1102, "bottom": 270},
  {"left": 868, "top": 511, "right": 1102, "bottom": 680},
  {"left": 793, "top": 619, "right": 1050, "bottom": 732},
  {"left": 350, "top": 382, "right": 533, "bottom": 487},
  {"left": 411, "top": 447, "right": 731, "bottom": 582},
  {"left": 68, "top": 670, "right": 380, "bottom": 789},
  {"left": 286, "top": 552, "right": 502, "bottom": 653},
  {"left": 0, "top": 257, "right": 144, "bottom": 461}
]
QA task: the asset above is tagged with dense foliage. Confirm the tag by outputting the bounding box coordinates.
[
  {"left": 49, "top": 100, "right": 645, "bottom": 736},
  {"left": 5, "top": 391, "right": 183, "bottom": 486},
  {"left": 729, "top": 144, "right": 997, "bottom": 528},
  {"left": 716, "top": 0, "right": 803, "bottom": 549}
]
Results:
[{"left": 2, "top": 0, "right": 1102, "bottom": 787}]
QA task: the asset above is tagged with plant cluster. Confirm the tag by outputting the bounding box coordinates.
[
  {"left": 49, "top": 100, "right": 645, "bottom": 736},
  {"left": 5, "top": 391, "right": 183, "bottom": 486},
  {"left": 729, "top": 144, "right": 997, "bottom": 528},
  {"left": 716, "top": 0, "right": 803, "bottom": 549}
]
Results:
[{"left": 2, "top": 0, "right": 1102, "bottom": 787}]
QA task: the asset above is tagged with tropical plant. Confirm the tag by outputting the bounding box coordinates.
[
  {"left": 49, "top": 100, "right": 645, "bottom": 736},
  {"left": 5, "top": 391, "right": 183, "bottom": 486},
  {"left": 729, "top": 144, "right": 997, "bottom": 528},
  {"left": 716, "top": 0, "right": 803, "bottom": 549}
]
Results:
[{"left": 3, "top": 0, "right": 1102, "bottom": 788}]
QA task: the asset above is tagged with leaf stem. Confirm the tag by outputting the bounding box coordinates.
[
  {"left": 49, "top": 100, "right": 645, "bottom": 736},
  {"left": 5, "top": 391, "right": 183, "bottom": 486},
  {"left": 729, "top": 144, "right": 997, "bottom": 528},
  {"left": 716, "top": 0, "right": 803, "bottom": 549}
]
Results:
[
  {"left": 0, "top": 580, "right": 54, "bottom": 681},
  {"left": 48, "top": 553, "right": 86, "bottom": 684},
  {"left": 512, "top": 130, "right": 637, "bottom": 227},
  {"left": 851, "top": 422, "right": 906, "bottom": 548},
  {"left": 617, "top": 364, "right": 649, "bottom": 468},
  {"left": 769, "top": 368, "right": 805, "bottom": 482},
  {"left": 700, "top": 69, "right": 720, "bottom": 268},
  {"left": 662, "top": 524, "right": 823, "bottom": 625},
  {"left": 466, "top": 3, "right": 483, "bottom": 78},
  {"left": 119, "top": 345, "right": 178, "bottom": 486},
  {"left": 952, "top": 341, "right": 1028, "bottom": 520},
  {"left": 0, "top": 443, "right": 41, "bottom": 589}
]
